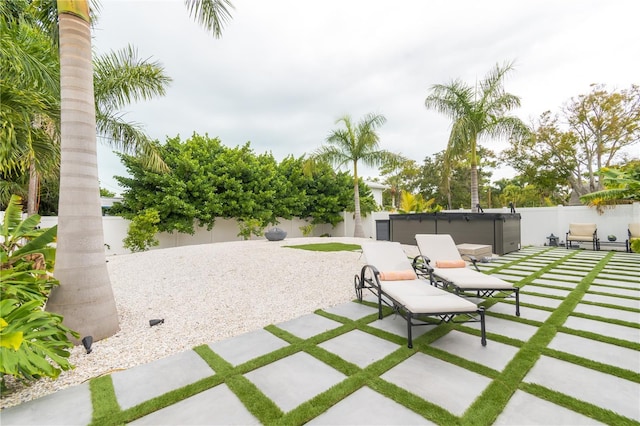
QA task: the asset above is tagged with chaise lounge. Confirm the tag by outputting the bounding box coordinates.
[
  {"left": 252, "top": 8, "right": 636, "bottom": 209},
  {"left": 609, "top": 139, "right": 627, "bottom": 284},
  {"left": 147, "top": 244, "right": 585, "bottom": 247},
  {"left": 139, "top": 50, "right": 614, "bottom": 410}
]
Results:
[
  {"left": 566, "top": 223, "right": 599, "bottom": 250},
  {"left": 355, "top": 241, "right": 486, "bottom": 348},
  {"left": 414, "top": 234, "right": 520, "bottom": 316}
]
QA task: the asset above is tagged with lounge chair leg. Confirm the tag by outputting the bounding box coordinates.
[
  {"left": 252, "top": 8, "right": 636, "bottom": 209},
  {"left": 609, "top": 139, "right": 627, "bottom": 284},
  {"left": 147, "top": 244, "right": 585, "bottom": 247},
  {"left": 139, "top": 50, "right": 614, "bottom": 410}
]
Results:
[
  {"left": 515, "top": 288, "right": 520, "bottom": 317},
  {"left": 407, "top": 315, "right": 413, "bottom": 349},
  {"left": 479, "top": 307, "right": 487, "bottom": 346},
  {"left": 378, "top": 290, "right": 383, "bottom": 320}
]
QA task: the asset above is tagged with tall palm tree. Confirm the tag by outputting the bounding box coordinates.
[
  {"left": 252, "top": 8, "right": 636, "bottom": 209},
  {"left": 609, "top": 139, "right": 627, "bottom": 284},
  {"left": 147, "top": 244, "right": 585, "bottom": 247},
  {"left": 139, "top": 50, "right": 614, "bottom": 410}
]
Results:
[
  {"left": 314, "top": 113, "right": 396, "bottom": 238},
  {"left": 47, "top": 0, "right": 233, "bottom": 341},
  {"left": 425, "top": 61, "right": 528, "bottom": 212}
]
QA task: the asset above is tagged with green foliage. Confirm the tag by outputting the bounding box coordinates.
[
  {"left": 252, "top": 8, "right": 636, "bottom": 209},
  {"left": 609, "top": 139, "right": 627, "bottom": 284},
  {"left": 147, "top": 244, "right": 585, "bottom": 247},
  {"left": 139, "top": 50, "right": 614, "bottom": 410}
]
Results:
[
  {"left": 579, "top": 162, "right": 640, "bottom": 211},
  {"left": 397, "top": 191, "right": 443, "bottom": 213},
  {"left": 236, "top": 218, "right": 265, "bottom": 240},
  {"left": 112, "top": 135, "right": 372, "bottom": 234},
  {"left": 122, "top": 208, "right": 161, "bottom": 252},
  {"left": 299, "top": 224, "right": 315, "bottom": 236},
  {"left": 0, "top": 195, "right": 77, "bottom": 390},
  {"left": 100, "top": 187, "right": 116, "bottom": 197},
  {"left": 503, "top": 84, "right": 640, "bottom": 200}
]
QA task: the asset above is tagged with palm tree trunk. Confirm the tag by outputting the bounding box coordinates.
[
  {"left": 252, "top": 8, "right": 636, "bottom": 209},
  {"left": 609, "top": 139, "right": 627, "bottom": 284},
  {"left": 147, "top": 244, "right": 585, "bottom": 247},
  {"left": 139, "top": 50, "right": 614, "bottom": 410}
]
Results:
[
  {"left": 46, "top": 3, "right": 120, "bottom": 342},
  {"left": 470, "top": 164, "right": 479, "bottom": 212},
  {"left": 352, "top": 161, "right": 365, "bottom": 238},
  {"left": 27, "top": 158, "right": 39, "bottom": 216}
]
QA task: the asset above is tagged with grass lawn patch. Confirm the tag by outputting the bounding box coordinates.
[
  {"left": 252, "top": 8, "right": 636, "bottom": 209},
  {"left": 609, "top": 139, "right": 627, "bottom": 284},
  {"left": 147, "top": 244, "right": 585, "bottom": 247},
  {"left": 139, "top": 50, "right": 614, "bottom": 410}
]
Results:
[{"left": 285, "top": 242, "right": 361, "bottom": 252}]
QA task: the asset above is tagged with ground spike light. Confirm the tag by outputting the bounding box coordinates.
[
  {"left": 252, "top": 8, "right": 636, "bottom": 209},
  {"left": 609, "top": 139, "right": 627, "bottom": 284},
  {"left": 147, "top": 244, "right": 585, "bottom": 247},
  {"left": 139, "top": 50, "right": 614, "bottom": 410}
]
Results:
[{"left": 82, "top": 336, "right": 93, "bottom": 354}]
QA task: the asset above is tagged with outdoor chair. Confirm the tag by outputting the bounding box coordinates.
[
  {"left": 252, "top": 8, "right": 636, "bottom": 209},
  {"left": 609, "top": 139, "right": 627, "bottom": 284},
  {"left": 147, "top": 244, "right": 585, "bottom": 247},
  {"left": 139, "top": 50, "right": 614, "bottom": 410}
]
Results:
[
  {"left": 355, "top": 241, "right": 486, "bottom": 348},
  {"left": 566, "top": 223, "right": 599, "bottom": 250},
  {"left": 414, "top": 234, "right": 520, "bottom": 316},
  {"left": 628, "top": 223, "right": 640, "bottom": 253}
]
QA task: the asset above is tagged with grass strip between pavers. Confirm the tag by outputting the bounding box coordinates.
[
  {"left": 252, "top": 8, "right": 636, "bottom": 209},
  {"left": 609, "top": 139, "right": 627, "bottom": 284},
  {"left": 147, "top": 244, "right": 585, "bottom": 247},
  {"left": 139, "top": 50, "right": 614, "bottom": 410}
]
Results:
[
  {"left": 82, "top": 248, "right": 639, "bottom": 425},
  {"left": 459, "top": 250, "right": 616, "bottom": 426}
]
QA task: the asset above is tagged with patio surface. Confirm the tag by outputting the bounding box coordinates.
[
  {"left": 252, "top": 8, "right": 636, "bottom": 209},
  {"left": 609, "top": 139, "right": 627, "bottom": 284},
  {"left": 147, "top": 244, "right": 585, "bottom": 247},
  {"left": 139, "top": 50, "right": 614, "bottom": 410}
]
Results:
[{"left": 1, "top": 247, "right": 638, "bottom": 425}]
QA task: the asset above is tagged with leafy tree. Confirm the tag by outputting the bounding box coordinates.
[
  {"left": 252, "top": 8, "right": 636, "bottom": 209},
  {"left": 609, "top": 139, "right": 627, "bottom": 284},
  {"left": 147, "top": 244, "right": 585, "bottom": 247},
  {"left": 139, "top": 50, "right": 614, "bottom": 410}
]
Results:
[
  {"left": 313, "top": 113, "right": 399, "bottom": 237},
  {"left": 503, "top": 85, "right": 640, "bottom": 203},
  {"left": 565, "top": 84, "right": 640, "bottom": 193},
  {"left": 579, "top": 161, "right": 640, "bottom": 211},
  {"left": 122, "top": 208, "right": 161, "bottom": 252},
  {"left": 113, "top": 137, "right": 369, "bottom": 233},
  {"left": 0, "top": 2, "right": 172, "bottom": 215},
  {"left": 425, "top": 61, "right": 529, "bottom": 212},
  {"left": 47, "top": 0, "right": 234, "bottom": 342},
  {"left": 378, "top": 156, "right": 419, "bottom": 209},
  {"left": 100, "top": 187, "right": 116, "bottom": 197},
  {"left": 0, "top": 6, "right": 60, "bottom": 215}
]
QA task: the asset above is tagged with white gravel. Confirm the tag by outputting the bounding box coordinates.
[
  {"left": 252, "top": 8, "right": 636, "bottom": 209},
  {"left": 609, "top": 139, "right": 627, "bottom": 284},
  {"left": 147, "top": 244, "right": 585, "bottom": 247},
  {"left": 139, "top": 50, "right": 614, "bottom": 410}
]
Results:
[{"left": 1, "top": 237, "right": 380, "bottom": 410}]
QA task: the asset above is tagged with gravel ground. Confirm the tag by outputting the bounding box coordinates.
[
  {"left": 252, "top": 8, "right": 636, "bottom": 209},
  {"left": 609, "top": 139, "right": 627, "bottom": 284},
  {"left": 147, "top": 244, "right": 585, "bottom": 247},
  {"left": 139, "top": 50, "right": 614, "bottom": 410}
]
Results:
[{"left": 1, "top": 237, "right": 384, "bottom": 410}]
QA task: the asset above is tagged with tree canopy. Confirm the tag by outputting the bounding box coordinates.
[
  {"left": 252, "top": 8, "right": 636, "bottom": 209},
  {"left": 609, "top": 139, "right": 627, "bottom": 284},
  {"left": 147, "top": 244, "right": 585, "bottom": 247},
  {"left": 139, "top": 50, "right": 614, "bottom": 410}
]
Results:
[{"left": 112, "top": 133, "right": 375, "bottom": 234}]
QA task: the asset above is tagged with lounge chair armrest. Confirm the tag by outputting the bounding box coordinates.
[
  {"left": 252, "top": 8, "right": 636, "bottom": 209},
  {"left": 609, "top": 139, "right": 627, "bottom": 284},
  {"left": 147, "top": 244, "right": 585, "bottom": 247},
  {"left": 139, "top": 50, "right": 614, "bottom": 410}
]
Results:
[
  {"left": 412, "top": 255, "right": 434, "bottom": 275},
  {"left": 360, "top": 264, "right": 382, "bottom": 288},
  {"left": 461, "top": 254, "right": 481, "bottom": 271}
]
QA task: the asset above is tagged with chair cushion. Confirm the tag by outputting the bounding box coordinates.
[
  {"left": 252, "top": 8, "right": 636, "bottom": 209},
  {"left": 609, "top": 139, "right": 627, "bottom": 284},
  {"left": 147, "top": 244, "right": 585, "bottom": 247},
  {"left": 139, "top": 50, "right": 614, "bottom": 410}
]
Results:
[
  {"left": 435, "top": 260, "right": 466, "bottom": 268},
  {"left": 433, "top": 267, "right": 514, "bottom": 290},
  {"left": 629, "top": 223, "right": 640, "bottom": 238},
  {"left": 379, "top": 270, "right": 417, "bottom": 281},
  {"left": 568, "top": 223, "right": 596, "bottom": 236}
]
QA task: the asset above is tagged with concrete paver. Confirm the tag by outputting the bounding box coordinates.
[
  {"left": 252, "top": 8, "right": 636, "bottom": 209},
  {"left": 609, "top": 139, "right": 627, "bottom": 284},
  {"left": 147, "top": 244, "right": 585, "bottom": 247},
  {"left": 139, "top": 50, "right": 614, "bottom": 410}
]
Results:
[
  {"left": 276, "top": 313, "right": 342, "bottom": 339},
  {"left": 111, "top": 350, "right": 214, "bottom": 410},
  {"left": 130, "top": 384, "right": 260, "bottom": 425},
  {"left": 318, "top": 329, "right": 400, "bottom": 368},
  {"left": 243, "top": 352, "right": 346, "bottom": 413},
  {"left": 0, "top": 383, "right": 91, "bottom": 426},
  {"left": 208, "top": 328, "right": 289, "bottom": 366},
  {"left": 307, "top": 386, "right": 434, "bottom": 425},
  {"left": 494, "top": 390, "right": 604, "bottom": 425},
  {"left": 430, "top": 330, "right": 519, "bottom": 372},
  {"left": 524, "top": 355, "right": 640, "bottom": 422},
  {"left": 381, "top": 352, "right": 492, "bottom": 417},
  {"left": 548, "top": 332, "right": 640, "bottom": 373}
]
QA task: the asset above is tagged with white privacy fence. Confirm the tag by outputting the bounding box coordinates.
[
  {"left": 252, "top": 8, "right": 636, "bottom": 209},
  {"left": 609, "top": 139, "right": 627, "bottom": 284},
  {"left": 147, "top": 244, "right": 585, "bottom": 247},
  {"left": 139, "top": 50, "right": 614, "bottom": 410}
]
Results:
[{"left": 7, "top": 203, "right": 639, "bottom": 255}]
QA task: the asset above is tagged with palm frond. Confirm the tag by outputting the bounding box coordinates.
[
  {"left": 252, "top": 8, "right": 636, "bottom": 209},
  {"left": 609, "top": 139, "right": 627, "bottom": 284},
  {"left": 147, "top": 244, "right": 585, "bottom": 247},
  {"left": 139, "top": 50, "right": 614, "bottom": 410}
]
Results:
[{"left": 184, "top": 0, "right": 233, "bottom": 38}]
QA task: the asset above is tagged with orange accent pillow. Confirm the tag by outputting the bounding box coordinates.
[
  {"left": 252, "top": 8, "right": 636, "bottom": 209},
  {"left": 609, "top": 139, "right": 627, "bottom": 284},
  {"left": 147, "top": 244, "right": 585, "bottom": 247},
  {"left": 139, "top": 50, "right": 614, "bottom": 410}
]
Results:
[
  {"left": 435, "top": 260, "right": 466, "bottom": 268},
  {"left": 379, "top": 270, "right": 417, "bottom": 281}
]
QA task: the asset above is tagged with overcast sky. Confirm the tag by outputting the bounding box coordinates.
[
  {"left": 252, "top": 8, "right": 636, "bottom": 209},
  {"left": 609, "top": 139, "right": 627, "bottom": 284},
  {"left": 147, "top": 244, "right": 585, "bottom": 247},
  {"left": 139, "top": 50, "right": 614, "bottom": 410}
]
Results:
[{"left": 92, "top": 0, "right": 640, "bottom": 195}]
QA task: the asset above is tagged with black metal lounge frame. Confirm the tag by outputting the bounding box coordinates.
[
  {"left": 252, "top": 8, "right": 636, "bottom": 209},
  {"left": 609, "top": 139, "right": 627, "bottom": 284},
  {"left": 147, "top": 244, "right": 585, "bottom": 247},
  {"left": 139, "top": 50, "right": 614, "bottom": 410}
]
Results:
[
  {"left": 354, "top": 264, "right": 487, "bottom": 349},
  {"left": 412, "top": 254, "right": 521, "bottom": 317}
]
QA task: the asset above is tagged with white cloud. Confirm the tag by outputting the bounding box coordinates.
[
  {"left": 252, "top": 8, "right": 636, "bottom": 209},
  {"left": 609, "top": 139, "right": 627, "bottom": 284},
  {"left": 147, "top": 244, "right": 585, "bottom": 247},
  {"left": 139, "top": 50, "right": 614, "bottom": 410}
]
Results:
[{"left": 92, "top": 0, "right": 640, "bottom": 193}]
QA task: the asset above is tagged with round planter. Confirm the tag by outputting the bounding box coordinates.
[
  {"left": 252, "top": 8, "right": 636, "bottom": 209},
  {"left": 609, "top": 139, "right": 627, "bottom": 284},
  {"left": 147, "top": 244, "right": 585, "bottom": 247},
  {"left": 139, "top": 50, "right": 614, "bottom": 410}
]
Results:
[{"left": 265, "top": 228, "right": 287, "bottom": 241}]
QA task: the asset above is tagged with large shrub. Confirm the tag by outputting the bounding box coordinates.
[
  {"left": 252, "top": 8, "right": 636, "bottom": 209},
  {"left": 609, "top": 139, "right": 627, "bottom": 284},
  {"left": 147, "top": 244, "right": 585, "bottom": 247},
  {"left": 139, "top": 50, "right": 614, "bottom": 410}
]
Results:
[{"left": 0, "top": 195, "right": 77, "bottom": 391}]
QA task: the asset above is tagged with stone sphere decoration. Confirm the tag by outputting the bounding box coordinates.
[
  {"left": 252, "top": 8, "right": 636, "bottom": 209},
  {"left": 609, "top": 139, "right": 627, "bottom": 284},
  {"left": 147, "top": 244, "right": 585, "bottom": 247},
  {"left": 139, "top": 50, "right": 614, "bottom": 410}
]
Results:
[
  {"left": 265, "top": 227, "right": 287, "bottom": 241},
  {"left": 608, "top": 235, "right": 617, "bottom": 242}
]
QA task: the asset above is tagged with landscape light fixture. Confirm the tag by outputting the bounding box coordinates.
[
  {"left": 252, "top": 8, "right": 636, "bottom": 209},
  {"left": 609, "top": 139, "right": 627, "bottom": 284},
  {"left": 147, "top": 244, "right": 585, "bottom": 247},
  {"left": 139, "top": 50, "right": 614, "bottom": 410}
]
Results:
[
  {"left": 149, "top": 319, "right": 165, "bottom": 327},
  {"left": 82, "top": 336, "right": 93, "bottom": 354}
]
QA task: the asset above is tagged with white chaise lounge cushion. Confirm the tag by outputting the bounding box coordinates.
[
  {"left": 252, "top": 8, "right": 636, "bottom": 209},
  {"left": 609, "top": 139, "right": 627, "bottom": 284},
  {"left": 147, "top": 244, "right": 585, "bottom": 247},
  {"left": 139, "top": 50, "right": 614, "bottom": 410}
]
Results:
[
  {"left": 432, "top": 267, "right": 513, "bottom": 290},
  {"left": 415, "top": 234, "right": 513, "bottom": 290},
  {"left": 360, "top": 242, "right": 478, "bottom": 314}
]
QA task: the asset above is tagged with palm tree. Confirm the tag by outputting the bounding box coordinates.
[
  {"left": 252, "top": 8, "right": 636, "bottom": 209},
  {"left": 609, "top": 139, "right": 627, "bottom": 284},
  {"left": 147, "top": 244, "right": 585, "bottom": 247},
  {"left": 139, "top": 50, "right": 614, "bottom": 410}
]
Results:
[
  {"left": 425, "top": 61, "right": 528, "bottom": 212},
  {"left": 0, "top": 8, "right": 60, "bottom": 215},
  {"left": 1, "top": 3, "right": 172, "bottom": 214},
  {"left": 46, "top": 0, "right": 233, "bottom": 342},
  {"left": 314, "top": 113, "right": 397, "bottom": 238}
]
